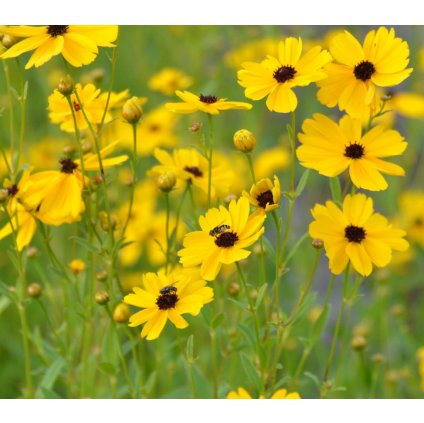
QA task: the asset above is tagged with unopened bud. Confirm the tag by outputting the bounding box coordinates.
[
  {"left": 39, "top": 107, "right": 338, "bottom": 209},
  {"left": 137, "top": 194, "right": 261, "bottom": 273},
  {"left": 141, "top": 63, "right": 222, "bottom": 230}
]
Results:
[
  {"left": 233, "top": 129, "right": 256, "bottom": 153},
  {"left": 113, "top": 303, "right": 131, "bottom": 323},
  {"left": 122, "top": 97, "right": 143, "bottom": 124},
  {"left": 351, "top": 335, "right": 367, "bottom": 351},
  {"left": 57, "top": 75, "right": 74, "bottom": 96},
  {"left": 228, "top": 282, "right": 240, "bottom": 296},
  {"left": 99, "top": 211, "right": 117, "bottom": 232},
  {"left": 92, "top": 175, "right": 103, "bottom": 186},
  {"left": 157, "top": 171, "right": 176, "bottom": 192},
  {"left": 69, "top": 259, "right": 85, "bottom": 275},
  {"left": 372, "top": 353, "right": 385, "bottom": 364},
  {"left": 96, "top": 270, "right": 108, "bottom": 282},
  {"left": 26, "top": 246, "right": 38, "bottom": 259},
  {"left": 89, "top": 68, "right": 105, "bottom": 85},
  {"left": 95, "top": 290, "right": 109, "bottom": 305},
  {"left": 27, "top": 283, "right": 42, "bottom": 298},
  {"left": 0, "top": 189, "right": 9, "bottom": 203},
  {"left": 249, "top": 288, "right": 258, "bottom": 301},
  {"left": 312, "top": 238, "right": 324, "bottom": 249},
  {"left": 2, "top": 34, "right": 18, "bottom": 49},
  {"left": 81, "top": 139, "right": 92, "bottom": 153},
  {"left": 63, "top": 144, "right": 76, "bottom": 156},
  {"left": 189, "top": 122, "right": 202, "bottom": 132}
]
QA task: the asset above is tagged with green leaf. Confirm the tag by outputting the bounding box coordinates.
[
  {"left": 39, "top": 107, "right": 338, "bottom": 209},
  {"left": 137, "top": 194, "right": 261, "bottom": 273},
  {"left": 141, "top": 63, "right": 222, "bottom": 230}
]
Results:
[
  {"left": 226, "top": 297, "right": 247, "bottom": 311},
  {"left": 304, "top": 371, "right": 321, "bottom": 390},
  {"left": 0, "top": 296, "right": 12, "bottom": 315},
  {"left": 38, "top": 356, "right": 66, "bottom": 391},
  {"left": 295, "top": 169, "right": 310, "bottom": 197},
  {"left": 40, "top": 387, "right": 62, "bottom": 399},
  {"left": 70, "top": 236, "right": 100, "bottom": 254},
  {"left": 211, "top": 312, "right": 225, "bottom": 329},
  {"left": 284, "top": 232, "right": 309, "bottom": 266},
  {"left": 254, "top": 283, "right": 268, "bottom": 310},
  {"left": 0, "top": 281, "right": 15, "bottom": 301},
  {"left": 261, "top": 235, "right": 275, "bottom": 260},
  {"left": 185, "top": 335, "right": 194, "bottom": 362},
  {"left": 238, "top": 323, "right": 255, "bottom": 348},
  {"left": 98, "top": 362, "right": 116, "bottom": 375},
  {"left": 240, "top": 352, "right": 263, "bottom": 393},
  {"left": 329, "top": 177, "right": 342, "bottom": 204}
]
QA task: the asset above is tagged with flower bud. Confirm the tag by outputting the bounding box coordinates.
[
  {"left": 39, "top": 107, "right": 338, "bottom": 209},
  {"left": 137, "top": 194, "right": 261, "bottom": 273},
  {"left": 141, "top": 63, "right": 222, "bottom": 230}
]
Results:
[
  {"left": 157, "top": 171, "right": 176, "bottom": 192},
  {"left": 57, "top": 75, "right": 74, "bottom": 96},
  {"left": 113, "top": 303, "right": 131, "bottom": 323},
  {"left": 233, "top": 129, "right": 256, "bottom": 153},
  {"left": 351, "top": 335, "right": 367, "bottom": 351},
  {"left": 81, "top": 139, "right": 92, "bottom": 153},
  {"left": 26, "top": 246, "right": 38, "bottom": 259},
  {"left": 189, "top": 122, "right": 202, "bottom": 132},
  {"left": 27, "top": 283, "right": 42, "bottom": 298},
  {"left": 95, "top": 290, "right": 109, "bottom": 305},
  {"left": 96, "top": 270, "right": 108, "bottom": 282},
  {"left": 2, "top": 34, "right": 18, "bottom": 49},
  {"left": 89, "top": 68, "right": 105, "bottom": 85},
  {"left": 122, "top": 97, "right": 143, "bottom": 124},
  {"left": 372, "top": 353, "right": 385, "bottom": 364},
  {"left": 0, "top": 189, "right": 9, "bottom": 203},
  {"left": 69, "top": 259, "right": 85, "bottom": 275},
  {"left": 92, "top": 175, "right": 103, "bottom": 186},
  {"left": 249, "top": 288, "right": 258, "bottom": 301},
  {"left": 227, "top": 282, "right": 240, "bottom": 296},
  {"left": 99, "top": 211, "right": 117, "bottom": 232},
  {"left": 312, "top": 238, "right": 324, "bottom": 249},
  {"left": 63, "top": 144, "right": 76, "bottom": 156}
]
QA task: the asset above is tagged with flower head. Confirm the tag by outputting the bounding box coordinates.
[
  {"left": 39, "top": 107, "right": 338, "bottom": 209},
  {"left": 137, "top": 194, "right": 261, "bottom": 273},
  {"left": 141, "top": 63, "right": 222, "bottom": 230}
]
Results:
[
  {"left": 226, "top": 387, "right": 301, "bottom": 399},
  {"left": 309, "top": 194, "right": 409, "bottom": 276},
  {"left": 297, "top": 114, "right": 407, "bottom": 191},
  {"left": 237, "top": 37, "right": 331, "bottom": 113},
  {"left": 178, "top": 197, "right": 266, "bottom": 280},
  {"left": 317, "top": 27, "right": 413, "bottom": 118},
  {"left": 243, "top": 176, "right": 280, "bottom": 212},
  {"left": 166, "top": 90, "right": 252, "bottom": 115},
  {"left": 148, "top": 68, "right": 193, "bottom": 96},
  {"left": 0, "top": 25, "right": 118, "bottom": 69},
  {"left": 123, "top": 270, "right": 213, "bottom": 340}
]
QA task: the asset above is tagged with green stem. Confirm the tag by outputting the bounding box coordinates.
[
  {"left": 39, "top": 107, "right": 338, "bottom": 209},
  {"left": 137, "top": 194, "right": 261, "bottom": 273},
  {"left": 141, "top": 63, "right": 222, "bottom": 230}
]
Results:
[
  {"left": 246, "top": 152, "right": 256, "bottom": 183},
  {"left": 164, "top": 192, "right": 170, "bottom": 273},
  {"left": 207, "top": 114, "right": 214, "bottom": 208},
  {"left": 288, "top": 111, "right": 296, "bottom": 193}
]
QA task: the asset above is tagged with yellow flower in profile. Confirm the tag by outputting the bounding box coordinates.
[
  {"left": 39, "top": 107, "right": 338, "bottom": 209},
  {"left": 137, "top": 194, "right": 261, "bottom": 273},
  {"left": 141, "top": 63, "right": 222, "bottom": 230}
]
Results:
[
  {"left": 0, "top": 170, "right": 37, "bottom": 251},
  {"left": 166, "top": 90, "right": 252, "bottom": 115},
  {"left": 149, "top": 148, "right": 234, "bottom": 199},
  {"left": 178, "top": 197, "right": 266, "bottom": 281},
  {"left": 123, "top": 270, "right": 213, "bottom": 341},
  {"left": 227, "top": 387, "right": 301, "bottom": 399},
  {"left": 20, "top": 141, "right": 128, "bottom": 226},
  {"left": 309, "top": 194, "right": 409, "bottom": 276},
  {"left": 48, "top": 83, "right": 129, "bottom": 133},
  {"left": 0, "top": 25, "right": 118, "bottom": 69},
  {"left": 317, "top": 27, "right": 413, "bottom": 118},
  {"left": 243, "top": 176, "right": 280, "bottom": 212},
  {"left": 69, "top": 259, "right": 85, "bottom": 275},
  {"left": 148, "top": 68, "right": 193, "bottom": 96},
  {"left": 398, "top": 191, "right": 424, "bottom": 247},
  {"left": 237, "top": 37, "right": 331, "bottom": 113},
  {"left": 297, "top": 114, "right": 407, "bottom": 191}
]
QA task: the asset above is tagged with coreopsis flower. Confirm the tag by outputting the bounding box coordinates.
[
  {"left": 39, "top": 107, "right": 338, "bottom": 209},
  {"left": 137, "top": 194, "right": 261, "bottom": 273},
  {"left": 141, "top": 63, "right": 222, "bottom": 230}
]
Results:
[
  {"left": 165, "top": 90, "right": 252, "bottom": 115},
  {"left": 296, "top": 114, "right": 407, "bottom": 191},
  {"left": 237, "top": 37, "right": 332, "bottom": 113},
  {"left": 20, "top": 141, "right": 128, "bottom": 226},
  {"left": 123, "top": 270, "right": 213, "bottom": 340},
  {"left": 309, "top": 194, "right": 409, "bottom": 276},
  {"left": 243, "top": 176, "right": 280, "bottom": 212},
  {"left": 148, "top": 68, "right": 193, "bottom": 96},
  {"left": 317, "top": 27, "right": 413, "bottom": 118},
  {"left": 48, "top": 83, "right": 129, "bottom": 133},
  {"left": 178, "top": 197, "right": 266, "bottom": 281},
  {"left": 397, "top": 191, "right": 424, "bottom": 247},
  {"left": 0, "top": 170, "right": 37, "bottom": 251},
  {"left": 149, "top": 148, "right": 234, "bottom": 199},
  {"left": 0, "top": 25, "right": 118, "bottom": 69},
  {"left": 226, "top": 387, "right": 301, "bottom": 399}
]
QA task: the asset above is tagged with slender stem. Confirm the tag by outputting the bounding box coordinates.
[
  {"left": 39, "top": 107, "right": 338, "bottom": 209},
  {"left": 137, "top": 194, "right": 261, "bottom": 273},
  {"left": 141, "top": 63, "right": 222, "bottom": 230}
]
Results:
[
  {"left": 271, "top": 210, "right": 282, "bottom": 312},
  {"left": 15, "top": 79, "right": 27, "bottom": 175},
  {"left": 164, "top": 192, "right": 170, "bottom": 273},
  {"left": 207, "top": 114, "right": 214, "bottom": 208},
  {"left": 280, "top": 199, "right": 294, "bottom": 263},
  {"left": 188, "top": 362, "right": 196, "bottom": 399},
  {"left": 246, "top": 152, "right": 256, "bottom": 183},
  {"left": 323, "top": 266, "right": 350, "bottom": 384},
  {"left": 288, "top": 111, "right": 296, "bottom": 193}
]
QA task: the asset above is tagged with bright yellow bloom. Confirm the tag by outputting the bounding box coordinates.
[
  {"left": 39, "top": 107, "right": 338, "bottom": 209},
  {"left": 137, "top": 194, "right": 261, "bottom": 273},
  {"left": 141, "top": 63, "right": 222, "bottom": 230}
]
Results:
[
  {"left": 398, "top": 191, "right": 424, "bottom": 247},
  {"left": 390, "top": 92, "right": 424, "bottom": 119},
  {"left": 297, "top": 114, "right": 407, "bottom": 191},
  {"left": 148, "top": 68, "right": 193, "bottom": 96},
  {"left": 0, "top": 25, "right": 118, "bottom": 69},
  {"left": 178, "top": 197, "right": 266, "bottom": 281},
  {"left": 227, "top": 387, "right": 301, "bottom": 399},
  {"left": 254, "top": 145, "right": 290, "bottom": 180},
  {"left": 69, "top": 259, "right": 85, "bottom": 274},
  {"left": 20, "top": 141, "right": 128, "bottom": 226},
  {"left": 149, "top": 148, "right": 234, "bottom": 199},
  {"left": 48, "top": 83, "right": 129, "bottom": 133},
  {"left": 123, "top": 270, "right": 213, "bottom": 340},
  {"left": 243, "top": 176, "right": 280, "bottom": 212},
  {"left": 317, "top": 27, "right": 413, "bottom": 118},
  {"left": 237, "top": 37, "right": 331, "bottom": 113},
  {"left": 166, "top": 90, "right": 252, "bottom": 115},
  {"left": 309, "top": 194, "right": 409, "bottom": 276},
  {"left": 0, "top": 170, "right": 37, "bottom": 251}
]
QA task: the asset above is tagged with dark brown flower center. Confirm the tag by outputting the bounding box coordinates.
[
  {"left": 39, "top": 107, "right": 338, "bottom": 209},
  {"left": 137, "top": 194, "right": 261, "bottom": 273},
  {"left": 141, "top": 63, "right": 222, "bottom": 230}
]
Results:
[
  {"left": 353, "top": 60, "right": 375, "bottom": 81},
  {"left": 60, "top": 158, "right": 78, "bottom": 174},
  {"left": 256, "top": 190, "right": 274, "bottom": 208},
  {"left": 215, "top": 231, "right": 239, "bottom": 248},
  {"left": 7, "top": 184, "right": 19, "bottom": 197},
  {"left": 345, "top": 143, "right": 365, "bottom": 159},
  {"left": 47, "top": 25, "right": 69, "bottom": 37},
  {"left": 156, "top": 288, "right": 178, "bottom": 310},
  {"left": 199, "top": 94, "right": 218, "bottom": 104},
  {"left": 345, "top": 225, "right": 366, "bottom": 243},
  {"left": 184, "top": 166, "right": 203, "bottom": 177},
  {"left": 273, "top": 65, "right": 297, "bottom": 83}
]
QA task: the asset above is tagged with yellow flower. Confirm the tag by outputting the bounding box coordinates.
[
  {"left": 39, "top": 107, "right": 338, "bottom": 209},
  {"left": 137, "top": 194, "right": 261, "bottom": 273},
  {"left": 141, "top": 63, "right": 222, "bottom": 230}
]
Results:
[
  {"left": 20, "top": 141, "right": 128, "bottom": 226},
  {"left": 69, "top": 259, "right": 85, "bottom": 274},
  {"left": 398, "top": 191, "right": 424, "bottom": 247},
  {"left": 390, "top": 92, "right": 424, "bottom": 119},
  {"left": 297, "top": 114, "right": 407, "bottom": 191},
  {"left": 309, "top": 194, "right": 409, "bottom": 276},
  {"left": 166, "top": 90, "right": 252, "bottom": 115},
  {"left": 148, "top": 68, "right": 193, "bottom": 96},
  {"left": 317, "top": 27, "right": 413, "bottom": 118},
  {"left": 178, "top": 197, "right": 266, "bottom": 281},
  {"left": 0, "top": 25, "right": 118, "bottom": 69},
  {"left": 243, "top": 176, "right": 280, "bottom": 212},
  {"left": 226, "top": 387, "right": 301, "bottom": 399},
  {"left": 48, "top": 83, "right": 129, "bottom": 133},
  {"left": 0, "top": 171, "right": 37, "bottom": 251},
  {"left": 149, "top": 148, "right": 234, "bottom": 199},
  {"left": 123, "top": 270, "right": 213, "bottom": 341},
  {"left": 237, "top": 37, "right": 331, "bottom": 113},
  {"left": 254, "top": 145, "right": 290, "bottom": 180}
]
